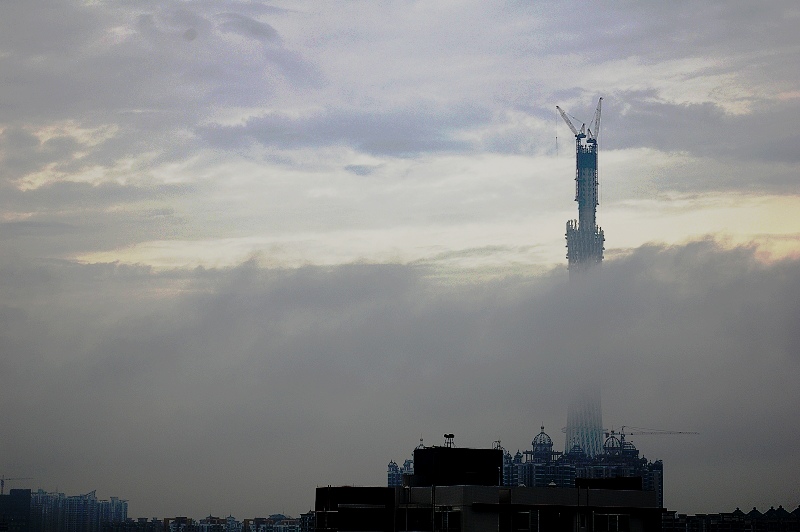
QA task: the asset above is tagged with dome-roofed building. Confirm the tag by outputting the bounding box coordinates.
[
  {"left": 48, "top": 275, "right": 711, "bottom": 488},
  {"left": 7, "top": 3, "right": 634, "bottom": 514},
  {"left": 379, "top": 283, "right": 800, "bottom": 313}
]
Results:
[
  {"left": 501, "top": 426, "right": 665, "bottom": 507},
  {"left": 391, "top": 420, "right": 666, "bottom": 507},
  {"left": 531, "top": 426, "right": 554, "bottom": 461},
  {"left": 603, "top": 434, "right": 622, "bottom": 456}
]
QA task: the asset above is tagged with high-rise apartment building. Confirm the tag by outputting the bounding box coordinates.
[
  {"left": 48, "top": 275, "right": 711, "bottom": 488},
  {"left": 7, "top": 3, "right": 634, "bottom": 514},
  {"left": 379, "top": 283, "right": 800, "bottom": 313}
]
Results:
[{"left": 29, "top": 489, "right": 128, "bottom": 532}]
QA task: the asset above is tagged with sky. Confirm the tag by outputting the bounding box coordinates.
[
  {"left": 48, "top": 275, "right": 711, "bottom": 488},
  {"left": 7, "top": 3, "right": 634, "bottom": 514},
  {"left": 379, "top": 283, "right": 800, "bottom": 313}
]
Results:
[{"left": 1, "top": 0, "right": 799, "bottom": 519}]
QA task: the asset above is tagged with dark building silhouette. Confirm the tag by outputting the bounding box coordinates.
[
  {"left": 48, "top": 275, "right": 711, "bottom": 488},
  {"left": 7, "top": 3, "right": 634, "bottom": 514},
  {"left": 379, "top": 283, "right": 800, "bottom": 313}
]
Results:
[
  {"left": 409, "top": 447, "right": 502, "bottom": 488},
  {"left": 28, "top": 490, "right": 127, "bottom": 532},
  {"left": 662, "top": 505, "right": 800, "bottom": 531},
  {"left": 0, "top": 489, "right": 31, "bottom": 532},
  {"left": 98, "top": 518, "right": 162, "bottom": 532},
  {"left": 501, "top": 426, "right": 664, "bottom": 508},
  {"left": 319, "top": 442, "right": 661, "bottom": 531}
]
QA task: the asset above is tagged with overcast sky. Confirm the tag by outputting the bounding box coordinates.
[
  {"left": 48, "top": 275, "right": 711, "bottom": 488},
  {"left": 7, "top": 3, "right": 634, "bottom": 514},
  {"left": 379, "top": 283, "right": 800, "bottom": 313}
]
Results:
[{"left": 1, "top": 0, "right": 799, "bottom": 519}]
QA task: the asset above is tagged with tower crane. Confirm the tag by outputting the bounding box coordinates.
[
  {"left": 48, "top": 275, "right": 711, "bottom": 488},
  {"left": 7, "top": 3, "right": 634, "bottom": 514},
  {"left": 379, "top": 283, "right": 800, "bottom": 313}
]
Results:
[
  {"left": 556, "top": 106, "right": 584, "bottom": 138},
  {"left": 587, "top": 98, "right": 602, "bottom": 142},
  {"left": 558, "top": 97, "right": 605, "bottom": 276},
  {"left": 616, "top": 426, "right": 699, "bottom": 437},
  {"left": 556, "top": 98, "right": 602, "bottom": 142},
  {"left": 563, "top": 425, "right": 699, "bottom": 437},
  {"left": 1, "top": 475, "right": 33, "bottom": 495},
  {"left": 602, "top": 426, "right": 699, "bottom": 447}
]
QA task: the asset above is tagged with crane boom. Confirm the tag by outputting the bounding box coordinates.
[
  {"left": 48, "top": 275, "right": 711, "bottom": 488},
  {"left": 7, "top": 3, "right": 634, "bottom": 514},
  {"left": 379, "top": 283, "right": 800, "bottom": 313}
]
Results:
[
  {"left": 587, "top": 97, "right": 602, "bottom": 141},
  {"left": 619, "top": 425, "right": 698, "bottom": 436},
  {"left": 556, "top": 106, "right": 581, "bottom": 137}
]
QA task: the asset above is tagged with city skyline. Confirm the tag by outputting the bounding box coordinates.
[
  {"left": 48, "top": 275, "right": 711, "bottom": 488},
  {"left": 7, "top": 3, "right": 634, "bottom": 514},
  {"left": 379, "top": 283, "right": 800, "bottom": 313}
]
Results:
[{"left": 1, "top": 0, "right": 799, "bottom": 520}]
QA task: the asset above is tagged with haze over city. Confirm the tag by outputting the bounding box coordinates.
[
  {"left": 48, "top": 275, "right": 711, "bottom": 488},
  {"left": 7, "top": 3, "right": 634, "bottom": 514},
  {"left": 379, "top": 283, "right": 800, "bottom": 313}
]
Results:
[{"left": 1, "top": 0, "right": 799, "bottom": 520}]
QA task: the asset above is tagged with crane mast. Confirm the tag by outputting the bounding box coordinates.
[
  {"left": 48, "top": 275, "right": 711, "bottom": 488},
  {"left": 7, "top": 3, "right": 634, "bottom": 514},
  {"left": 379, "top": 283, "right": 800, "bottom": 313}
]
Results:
[{"left": 559, "top": 98, "right": 604, "bottom": 277}]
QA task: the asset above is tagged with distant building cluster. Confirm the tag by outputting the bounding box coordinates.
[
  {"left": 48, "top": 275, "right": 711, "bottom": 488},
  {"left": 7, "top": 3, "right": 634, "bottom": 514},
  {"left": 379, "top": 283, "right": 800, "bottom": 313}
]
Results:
[
  {"left": 165, "top": 514, "right": 314, "bottom": 532},
  {"left": 662, "top": 505, "right": 800, "bottom": 531},
  {"left": 386, "top": 458, "right": 414, "bottom": 488},
  {"left": 328, "top": 445, "right": 665, "bottom": 531},
  {"left": 0, "top": 489, "right": 313, "bottom": 532},
  {"left": 504, "top": 426, "right": 663, "bottom": 507},
  {"left": 28, "top": 489, "right": 128, "bottom": 532},
  {"left": 390, "top": 426, "right": 664, "bottom": 507}
]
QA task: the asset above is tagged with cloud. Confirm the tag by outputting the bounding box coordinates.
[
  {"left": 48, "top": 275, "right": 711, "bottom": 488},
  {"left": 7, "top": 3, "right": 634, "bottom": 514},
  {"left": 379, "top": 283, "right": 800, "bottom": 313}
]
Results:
[
  {"left": 1, "top": 2, "right": 799, "bottom": 519},
  {"left": 1, "top": 240, "right": 799, "bottom": 516},
  {"left": 604, "top": 94, "right": 800, "bottom": 165},
  {"left": 200, "top": 103, "right": 489, "bottom": 156},
  {"left": 216, "top": 13, "right": 280, "bottom": 43},
  {"left": 344, "top": 164, "right": 382, "bottom": 176}
]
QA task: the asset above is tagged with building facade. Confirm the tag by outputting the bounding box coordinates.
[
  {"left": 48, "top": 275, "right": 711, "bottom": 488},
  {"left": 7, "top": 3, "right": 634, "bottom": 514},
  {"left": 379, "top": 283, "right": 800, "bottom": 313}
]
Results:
[{"left": 29, "top": 489, "right": 128, "bottom": 532}]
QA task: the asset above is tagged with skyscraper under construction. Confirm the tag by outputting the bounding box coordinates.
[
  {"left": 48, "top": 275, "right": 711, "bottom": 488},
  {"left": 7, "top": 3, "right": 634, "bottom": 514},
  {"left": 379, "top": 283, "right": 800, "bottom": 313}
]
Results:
[
  {"left": 558, "top": 98, "right": 605, "bottom": 277},
  {"left": 564, "top": 387, "right": 603, "bottom": 458},
  {"left": 557, "top": 98, "right": 606, "bottom": 459}
]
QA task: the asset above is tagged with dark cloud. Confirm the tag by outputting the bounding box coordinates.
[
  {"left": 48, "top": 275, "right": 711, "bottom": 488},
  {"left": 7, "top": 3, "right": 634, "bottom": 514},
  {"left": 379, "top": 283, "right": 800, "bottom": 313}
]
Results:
[
  {"left": 0, "top": 182, "right": 195, "bottom": 260},
  {"left": 344, "top": 164, "right": 381, "bottom": 176},
  {"left": 1, "top": 241, "right": 798, "bottom": 516},
  {"left": 603, "top": 94, "right": 800, "bottom": 165},
  {"left": 0, "top": 2, "right": 313, "bottom": 121},
  {"left": 216, "top": 13, "right": 280, "bottom": 43},
  {"left": 201, "top": 104, "right": 489, "bottom": 156},
  {"left": 528, "top": 1, "right": 797, "bottom": 66}
]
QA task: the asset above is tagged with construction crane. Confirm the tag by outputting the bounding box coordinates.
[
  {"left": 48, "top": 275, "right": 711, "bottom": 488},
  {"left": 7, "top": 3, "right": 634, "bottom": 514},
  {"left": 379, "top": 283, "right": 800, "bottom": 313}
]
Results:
[
  {"left": 587, "top": 98, "right": 602, "bottom": 142},
  {"left": 616, "top": 426, "right": 699, "bottom": 437},
  {"left": 558, "top": 97, "right": 605, "bottom": 275},
  {"left": 1, "top": 476, "right": 33, "bottom": 495},
  {"left": 556, "top": 105, "right": 585, "bottom": 138},
  {"left": 562, "top": 425, "right": 699, "bottom": 437},
  {"left": 602, "top": 426, "right": 698, "bottom": 448},
  {"left": 556, "top": 98, "right": 602, "bottom": 143}
]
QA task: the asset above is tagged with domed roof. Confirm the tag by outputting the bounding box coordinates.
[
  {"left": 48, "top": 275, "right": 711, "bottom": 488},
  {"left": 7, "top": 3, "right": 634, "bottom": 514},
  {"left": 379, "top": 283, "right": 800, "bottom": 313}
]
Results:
[
  {"left": 532, "top": 426, "right": 553, "bottom": 449},
  {"left": 604, "top": 435, "right": 622, "bottom": 453}
]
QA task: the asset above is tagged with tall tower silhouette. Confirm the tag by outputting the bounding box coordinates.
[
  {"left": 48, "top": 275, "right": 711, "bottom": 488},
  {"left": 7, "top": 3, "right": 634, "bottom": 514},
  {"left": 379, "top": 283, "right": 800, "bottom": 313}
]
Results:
[
  {"left": 557, "top": 99, "right": 606, "bottom": 456},
  {"left": 564, "top": 387, "right": 603, "bottom": 458},
  {"left": 558, "top": 98, "right": 605, "bottom": 278}
]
